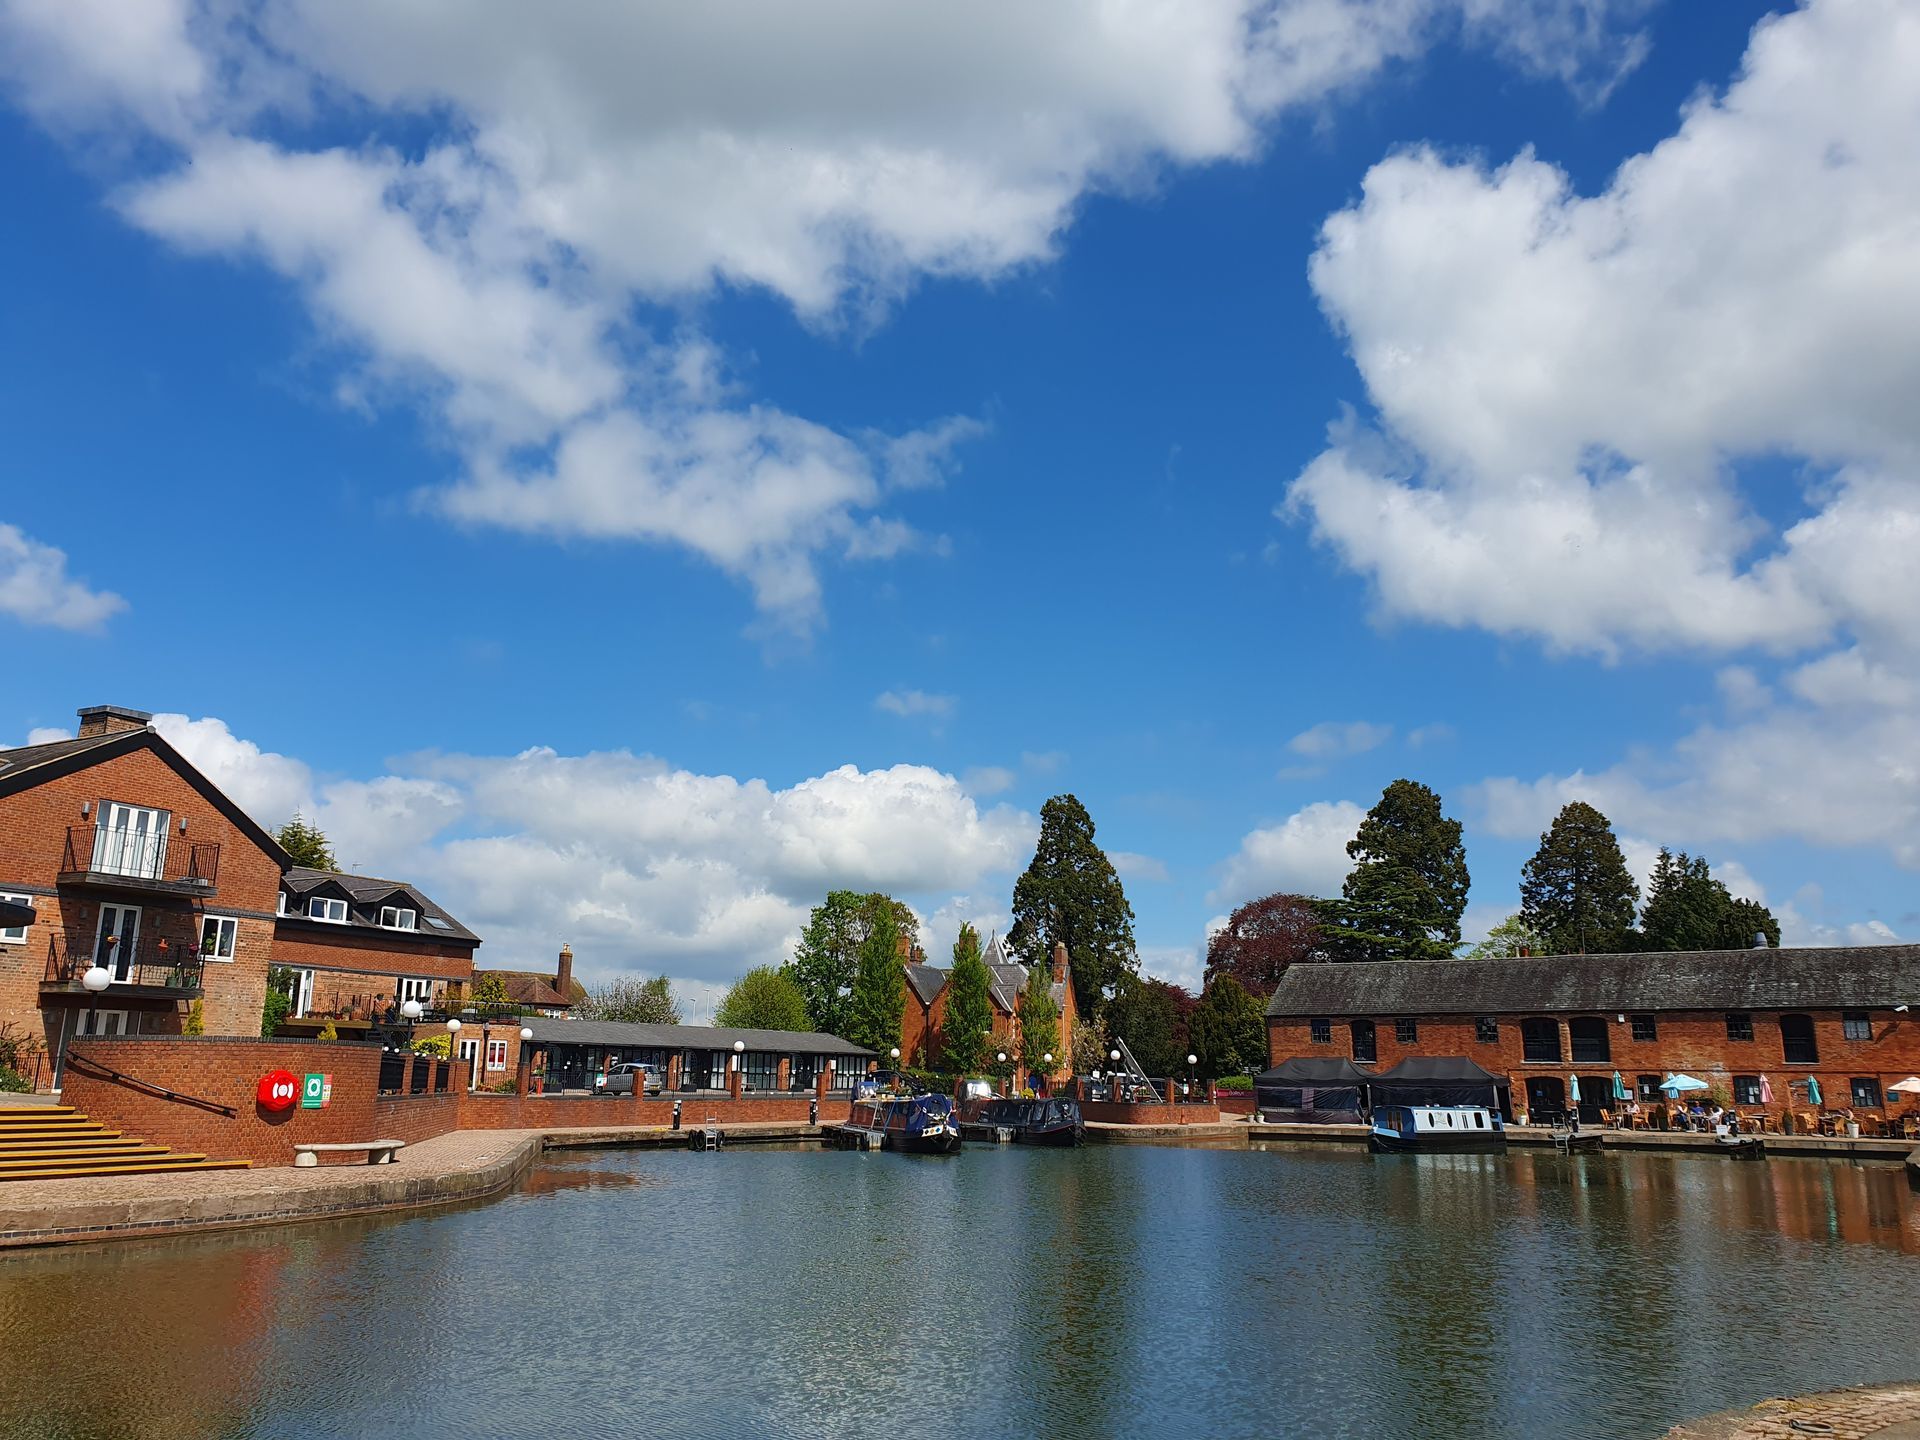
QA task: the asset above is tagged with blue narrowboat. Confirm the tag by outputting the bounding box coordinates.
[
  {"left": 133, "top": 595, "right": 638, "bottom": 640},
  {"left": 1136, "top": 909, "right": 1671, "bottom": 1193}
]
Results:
[{"left": 1369, "top": 1103, "right": 1507, "bottom": 1154}]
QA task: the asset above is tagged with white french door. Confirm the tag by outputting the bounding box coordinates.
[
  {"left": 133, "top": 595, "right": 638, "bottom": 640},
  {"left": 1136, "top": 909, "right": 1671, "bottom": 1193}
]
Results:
[
  {"left": 78, "top": 1009, "right": 130, "bottom": 1037},
  {"left": 459, "top": 1038, "right": 480, "bottom": 1088},
  {"left": 94, "top": 903, "right": 143, "bottom": 983},
  {"left": 93, "top": 803, "right": 169, "bottom": 879}
]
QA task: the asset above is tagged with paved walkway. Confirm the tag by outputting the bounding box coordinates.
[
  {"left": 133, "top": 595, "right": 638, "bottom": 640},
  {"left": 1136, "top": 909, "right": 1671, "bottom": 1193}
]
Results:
[{"left": 1668, "top": 1385, "right": 1920, "bottom": 1438}]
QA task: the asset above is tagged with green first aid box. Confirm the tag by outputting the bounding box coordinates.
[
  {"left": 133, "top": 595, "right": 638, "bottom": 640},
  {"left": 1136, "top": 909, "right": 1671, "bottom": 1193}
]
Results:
[{"left": 301, "top": 1072, "right": 332, "bottom": 1109}]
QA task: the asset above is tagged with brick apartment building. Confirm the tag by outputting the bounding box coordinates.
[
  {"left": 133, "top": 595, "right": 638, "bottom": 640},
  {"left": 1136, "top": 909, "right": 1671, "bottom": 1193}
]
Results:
[
  {"left": 0, "top": 704, "right": 482, "bottom": 1090},
  {"left": 901, "top": 934, "right": 1077, "bottom": 1081},
  {"left": 1265, "top": 944, "right": 1920, "bottom": 1126}
]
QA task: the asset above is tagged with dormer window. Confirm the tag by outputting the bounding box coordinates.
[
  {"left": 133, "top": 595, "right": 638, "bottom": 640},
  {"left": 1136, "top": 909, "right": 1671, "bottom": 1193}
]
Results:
[
  {"left": 308, "top": 896, "right": 348, "bottom": 923},
  {"left": 276, "top": 891, "right": 288, "bottom": 917},
  {"left": 380, "top": 906, "right": 418, "bottom": 931}
]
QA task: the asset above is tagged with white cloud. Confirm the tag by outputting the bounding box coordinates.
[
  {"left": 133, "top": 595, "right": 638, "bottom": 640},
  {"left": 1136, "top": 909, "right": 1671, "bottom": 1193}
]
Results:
[
  {"left": 875, "top": 689, "right": 955, "bottom": 720},
  {"left": 2, "top": 0, "right": 1658, "bottom": 630},
  {"left": 1287, "top": 718, "right": 1392, "bottom": 759},
  {"left": 1021, "top": 750, "right": 1068, "bottom": 776},
  {"left": 0, "top": 523, "right": 126, "bottom": 631},
  {"left": 1286, "top": 0, "right": 1920, "bottom": 660},
  {"left": 1407, "top": 722, "right": 1455, "bottom": 749},
  {"left": 1211, "top": 798, "right": 1364, "bottom": 906},
  {"left": 961, "top": 766, "right": 1017, "bottom": 797},
  {"left": 1109, "top": 851, "right": 1171, "bottom": 884},
  {"left": 156, "top": 711, "right": 1035, "bottom": 992},
  {"left": 24, "top": 727, "right": 71, "bottom": 745}
]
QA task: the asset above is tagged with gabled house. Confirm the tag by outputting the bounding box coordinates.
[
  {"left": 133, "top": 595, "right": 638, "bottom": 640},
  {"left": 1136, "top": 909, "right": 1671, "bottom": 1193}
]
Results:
[
  {"left": 273, "top": 865, "right": 480, "bottom": 1022},
  {"left": 465, "top": 943, "right": 585, "bottom": 1019},
  {"left": 900, "top": 932, "right": 1077, "bottom": 1080}
]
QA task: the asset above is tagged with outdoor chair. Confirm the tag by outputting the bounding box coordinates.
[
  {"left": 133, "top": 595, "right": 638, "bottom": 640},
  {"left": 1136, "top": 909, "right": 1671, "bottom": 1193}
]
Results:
[{"left": 1793, "top": 1110, "right": 1817, "bottom": 1135}]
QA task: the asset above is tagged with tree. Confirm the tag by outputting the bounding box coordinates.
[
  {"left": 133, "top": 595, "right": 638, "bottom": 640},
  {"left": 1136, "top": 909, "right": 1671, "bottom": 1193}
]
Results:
[
  {"left": 1637, "top": 850, "right": 1781, "bottom": 951},
  {"left": 276, "top": 814, "right": 336, "bottom": 871},
  {"left": 1016, "top": 966, "right": 1061, "bottom": 1077},
  {"left": 261, "top": 965, "right": 295, "bottom": 1037},
  {"left": 1337, "top": 779, "right": 1470, "bottom": 962},
  {"left": 714, "top": 966, "right": 813, "bottom": 1032},
  {"left": 1204, "top": 893, "right": 1320, "bottom": 999},
  {"left": 1465, "top": 913, "right": 1548, "bottom": 960},
  {"left": 457, "top": 972, "right": 510, "bottom": 1012},
  {"left": 784, "top": 890, "right": 919, "bottom": 1035},
  {"left": 1104, "top": 973, "right": 1188, "bottom": 1078},
  {"left": 1519, "top": 801, "right": 1640, "bottom": 955},
  {"left": 579, "top": 974, "right": 681, "bottom": 1024},
  {"left": 1187, "top": 975, "right": 1267, "bottom": 1080},
  {"left": 1007, "top": 794, "right": 1137, "bottom": 1021},
  {"left": 943, "top": 923, "right": 995, "bottom": 1075},
  {"left": 845, "top": 906, "right": 906, "bottom": 1056}
]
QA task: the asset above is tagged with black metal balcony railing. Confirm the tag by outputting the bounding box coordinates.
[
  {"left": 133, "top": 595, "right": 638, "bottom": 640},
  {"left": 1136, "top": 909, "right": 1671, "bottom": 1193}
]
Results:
[
  {"left": 59, "top": 824, "right": 220, "bottom": 891},
  {"left": 42, "top": 942, "right": 205, "bottom": 995}
]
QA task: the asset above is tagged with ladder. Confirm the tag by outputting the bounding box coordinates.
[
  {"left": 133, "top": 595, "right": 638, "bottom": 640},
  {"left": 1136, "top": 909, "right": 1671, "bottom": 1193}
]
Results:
[{"left": 702, "top": 1115, "right": 720, "bottom": 1151}]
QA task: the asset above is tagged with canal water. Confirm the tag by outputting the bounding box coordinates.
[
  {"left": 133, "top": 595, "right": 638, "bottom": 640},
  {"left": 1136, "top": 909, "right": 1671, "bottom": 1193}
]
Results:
[{"left": 3, "top": 1144, "right": 1918, "bottom": 1439}]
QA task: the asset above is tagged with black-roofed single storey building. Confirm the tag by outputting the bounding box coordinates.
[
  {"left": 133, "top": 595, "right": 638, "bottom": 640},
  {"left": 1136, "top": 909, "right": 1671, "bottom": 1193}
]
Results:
[
  {"left": 521, "top": 1017, "right": 875, "bottom": 1095},
  {"left": 1266, "top": 944, "right": 1920, "bottom": 1130}
]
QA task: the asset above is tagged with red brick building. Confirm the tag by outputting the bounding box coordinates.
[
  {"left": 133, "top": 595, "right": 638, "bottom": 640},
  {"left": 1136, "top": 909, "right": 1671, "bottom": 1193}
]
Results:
[
  {"left": 901, "top": 934, "right": 1077, "bottom": 1082},
  {"left": 273, "top": 865, "right": 480, "bottom": 1024},
  {"left": 1265, "top": 944, "right": 1920, "bottom": 1127}
]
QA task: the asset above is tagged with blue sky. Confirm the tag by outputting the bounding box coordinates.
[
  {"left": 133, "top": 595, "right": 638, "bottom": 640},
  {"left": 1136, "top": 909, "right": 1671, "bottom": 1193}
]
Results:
[{"left": 2, "top": 1, "right": 1915, "bottom": 1009}]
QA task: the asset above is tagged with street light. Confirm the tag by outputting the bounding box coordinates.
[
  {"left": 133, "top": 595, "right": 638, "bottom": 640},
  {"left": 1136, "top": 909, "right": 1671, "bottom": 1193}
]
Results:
[
  {"left": 733, "top": 1038, "right": 745, "bottom": 1092},
  {"left": 81, "top": 964, "right": 111, "bottom": 1037},
  {"left": 446, "top": 1017, "right": 463, "bottom": 1087},
  {"left": 996, "top": 1050, "right": 1008, "bottom": 1095},
  {"left": 400, "top": 998, "right": 423, "bottom": 1022},
  {"left": 1187, "top": 1052, "right": 1198, "bottom": 1102}
]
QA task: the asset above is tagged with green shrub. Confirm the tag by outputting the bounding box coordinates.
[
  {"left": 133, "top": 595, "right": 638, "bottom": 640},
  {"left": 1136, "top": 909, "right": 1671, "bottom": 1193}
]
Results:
[
  {"left": 1215, "top": 1075, "right": 1255, "bottom": 1091},
  {"left": 412, "top": 1033, "right": 452, "bottom": 1058},
  {"left": 0, "top": 1068, "right": 31, "bottom": 1094}
]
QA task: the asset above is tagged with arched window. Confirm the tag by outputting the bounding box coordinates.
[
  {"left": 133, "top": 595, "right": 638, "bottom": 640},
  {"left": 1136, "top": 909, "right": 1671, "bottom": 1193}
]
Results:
[
  {"left": 1780, "top": 1014, "right": 1818, "bottom": 1065},
  {"left": 1521, "top": 1017, "right": 1561, "bottom": 1063},
  {"left": 1350, "top": 1019, "right": 1377, "bottom": 1064},
  {"left": 1568, "top": 1017, "right": 1611, "bottom": 1063}
]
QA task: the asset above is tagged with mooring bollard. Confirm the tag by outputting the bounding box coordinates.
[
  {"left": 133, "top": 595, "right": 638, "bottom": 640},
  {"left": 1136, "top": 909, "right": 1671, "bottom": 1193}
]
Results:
[{"left": 672, "top": 1100, "right": 682, "bottom": 1131}]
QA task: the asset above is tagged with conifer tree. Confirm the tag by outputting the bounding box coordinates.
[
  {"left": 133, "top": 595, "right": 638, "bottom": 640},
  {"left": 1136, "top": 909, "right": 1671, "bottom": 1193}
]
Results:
[
  {"left": 1637, "top": 850, "right": 1781, "bottom": 951},
  {"left": 1187, "top": 975, "right": 1267, "bottom": 1079},
  {"left": 1323, "top": 780, "right": 1470, "bottom": 962},
  {"left": 1008, "top": 794, "right": 1137, "bottom": 1020},
  {"left": 1519, "top": 801, "right": 1640, "bottom": 954},
  {"left": 1016, "top": 965, "right": 1060, "bottom": 1078},
  {"left": 846, "top": 907, "right": 905, "bottom": 1055},
  {"left": 943, "top": 923, "right": 994, "bottom": 1075},
  {"left": 276, "top": 814, "right": 336, "bottom": 871},
  {"left": 784, "top": 890, "right": 917, "bottom": 1034}
]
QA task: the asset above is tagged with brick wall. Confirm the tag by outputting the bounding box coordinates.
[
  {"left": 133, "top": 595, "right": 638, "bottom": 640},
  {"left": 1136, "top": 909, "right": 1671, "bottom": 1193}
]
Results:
[
  {"left": 457, "top": 1092, "right": 852, "bottom": 1129},
  {"left": 1268, "top": 1007, "right": 1920, "bottom": 1121},
  {"left": 270, "top": 925, "right": 477, "bottom": 988},
  {"left": 1079, "top": 1098, "right": 1221, "bottom": 1125}
]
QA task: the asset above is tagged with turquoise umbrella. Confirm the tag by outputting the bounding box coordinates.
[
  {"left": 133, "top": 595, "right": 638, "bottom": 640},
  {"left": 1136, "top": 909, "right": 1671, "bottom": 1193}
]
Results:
[
  {"left": 1806, "top": 1077, "right": 1822, "bottom": 1107},
  {"left": 1613, "top": 1071, "right": 1628, "bottom": 1101},
  {"left": 1660, "top": 1074, "right": 1708, "bottom": 1093},
  {"left": 1569, "top": 1074, "right": 1581, "bottom": 1104}
]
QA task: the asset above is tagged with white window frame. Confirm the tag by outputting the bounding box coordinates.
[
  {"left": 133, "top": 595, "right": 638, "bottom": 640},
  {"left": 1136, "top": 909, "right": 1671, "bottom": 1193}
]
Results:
[
  {"left": 93, "top": 802, "right": 170, "bottom": 879},
  {"left": 0, "top": 892, "right": 31, "bottom": 945},
  {"left": 79, "top": 1009, "right": 131, "bottom": 1037},
  {"left": 397, "top": 977, "right": 433, "bottom": 1005},
  {"left": 199, "top": 914, "right": 239, "bottom": 962},
  {"left": 291, "top": 968, "right": 316, "bottom": 1019},
  {"left": 486, "top": 1039, "right": 508, "bottom": 1072},
  {"left": 307, "top": 896, "right": 348, "bottom": 923},
  {"left": 276, "top": 891, "right": 288, "bottom": 917},
  {"left": 379, "top": 905, "right": 418, "bottom": 931}
]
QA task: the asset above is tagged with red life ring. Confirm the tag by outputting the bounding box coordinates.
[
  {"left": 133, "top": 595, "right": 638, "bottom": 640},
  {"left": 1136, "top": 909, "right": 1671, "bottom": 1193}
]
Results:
[{"left": 257, "top": 1069, "right": 299, "bottom": 1111}]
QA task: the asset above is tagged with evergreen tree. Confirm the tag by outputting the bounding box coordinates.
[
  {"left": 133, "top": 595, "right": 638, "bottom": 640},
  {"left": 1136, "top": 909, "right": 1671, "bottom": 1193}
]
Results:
[
  {"left": 1721, "top": 896, "right": 1782, "bottom": 950},
  {"left": 1519, "top": 801, "right": 1640, "bottom": 954},
  {"left": 784, "top": 890, "right": 918, "bottom": 1034},
  {"left": 1465, "top": 913, "right": 1548, "bottom": 960},
  {"left": 943, "top": 923, "right": 995, "bottom": 1075},
  {"left": 1336, "top": 779, "right": 1470, "bottom": 962},
  {"left": 1007, "top": 794, "right": 1137, "bottom": 1021},
  {"left": 1016, "top": 965, "right": 1061, "bottom": 1078},
  {"left": 1203, "top": 892, "right": 1320, "bottom": 999},
  {"left": 276, "top": 814, "right": 336, "bottom": 871},
  {"left": 845, "top": 907, "right": 906, "bottom": 1055},
  {"left": 1637, "top": 850, "right": 1781, "bottom": 951},
  {"left": 715, "top": 966, "right": 813, "bottom": 1032},
  {"left": 579, "top": 974, "right": 681, "bottom": 1024},
  {"left": 1186, "top": 975, "right": 1267, "bottom": 1080}
]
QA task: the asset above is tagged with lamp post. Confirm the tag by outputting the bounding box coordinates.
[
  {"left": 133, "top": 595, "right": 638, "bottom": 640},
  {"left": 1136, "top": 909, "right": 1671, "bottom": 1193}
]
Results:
[
  {"left": 81, "top": 964, "right": 111, "bottom": 1035},
  {"left": 1110, "top": 1047, "right": 1123, "bottom": 1100},
  {"left": 997, "top": 1050, "right": 1008, "bottom": 1096},
  {"left": 733, "top": 1038, "right": 745, "bottom": 1095},
  {"left": 446, "top": 1016, "right": 463, "bottom": 1089},
  {"left": 1187, "top": 1052, "right": 1198, "bottom": 1101}
]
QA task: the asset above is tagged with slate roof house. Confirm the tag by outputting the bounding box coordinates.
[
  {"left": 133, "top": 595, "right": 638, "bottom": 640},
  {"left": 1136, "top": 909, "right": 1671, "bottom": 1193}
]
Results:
[
  {"left": 901, "top": 933, "right": 1077, "bottom": 1080},
  {"left": 1265, "top": 943, "right": 1920, "bottom": 1125}
]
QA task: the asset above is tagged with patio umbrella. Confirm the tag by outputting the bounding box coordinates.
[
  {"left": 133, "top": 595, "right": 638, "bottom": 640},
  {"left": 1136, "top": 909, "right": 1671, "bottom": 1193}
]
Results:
[
  {"left": 1806, "top": 1077, "right": 1822, "bottom": 1107},
  {"left": 1660, "top": 1074, "right": 1708, "bottom": 1093},
  {"left": 1759, "top": 1074, "right": 1774, "bottom": 1105},
  {"left": 1888, "top": 1077, "right": 1920, "bottom": 1095},
  {"left": 0, "top": 898, "right": 33, "bottom": 930},
  {"left": 1569, "top": 1074, "right": 1581, "bottom": 1104},
  {"left": 1612, "top": 1071, "right": 1628, "bottom": 1101}
]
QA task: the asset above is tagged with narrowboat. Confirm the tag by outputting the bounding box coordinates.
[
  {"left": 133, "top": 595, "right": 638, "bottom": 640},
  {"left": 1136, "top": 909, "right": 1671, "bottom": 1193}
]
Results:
[
  {"left": 1368, "top": 1103, "right": 1507, "bottom": 1154},
  {"left": 843, "top": 1092, "right": 963, "bottom": 1154},
  {"left": 960, "top": 1098, "right": 1085, "bottom": 1147}
]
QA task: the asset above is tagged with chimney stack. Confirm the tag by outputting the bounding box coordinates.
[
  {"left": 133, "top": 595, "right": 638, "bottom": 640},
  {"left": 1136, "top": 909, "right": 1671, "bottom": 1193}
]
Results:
[
  {"left": 76, "top": 705, "right": 151, "bottom": 738},
  {"left": 1051, "top": 941, "right": 1069, "bottom": 985},
  {"left": 555, "top": 943, "right": 573, "bottom": 1000}
]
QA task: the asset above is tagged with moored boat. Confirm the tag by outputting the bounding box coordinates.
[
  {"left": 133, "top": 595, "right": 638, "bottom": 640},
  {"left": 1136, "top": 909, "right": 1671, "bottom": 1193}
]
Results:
[
  {"left": 960, "top": 1098, "right": 1085, "bottom": 1147},
  {"left": 1369, "top": 1103, "right": 1507, "bottom": 1154},
  {"left": 1716, "top": 1132, "right": 1765, "bottom": 1160},
  {"left": 844, "top": 1092, "right": 963, "bottom": 1154}
]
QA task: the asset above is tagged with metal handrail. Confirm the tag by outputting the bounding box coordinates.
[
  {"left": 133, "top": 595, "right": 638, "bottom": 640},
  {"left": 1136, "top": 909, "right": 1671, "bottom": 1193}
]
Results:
[{"left": 64, "top": 1049, "right": 237, "bottom": 1116}]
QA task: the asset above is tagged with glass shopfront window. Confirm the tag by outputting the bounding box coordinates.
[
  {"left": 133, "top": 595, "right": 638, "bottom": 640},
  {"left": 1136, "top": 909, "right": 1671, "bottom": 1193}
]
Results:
[{"left": 743, "top": 1052, "right": 778, "bottom": 1092}]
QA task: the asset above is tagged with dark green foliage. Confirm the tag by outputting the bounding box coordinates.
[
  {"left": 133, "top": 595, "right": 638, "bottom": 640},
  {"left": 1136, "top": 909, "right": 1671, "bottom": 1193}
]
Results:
[
  {"left": 715, "top": 966, "right": 814, "bottom": 1032},
  {"left": 943, "top": 923, "right": 995, "bottom": 1075},
  {"left": 1335, "top": 779, "right": 1471, "bottom": 962},
  {"left": 1187, "top": 976, "right": 1267, "bottom": 1080},
  {"left": 1519, "top": 802, "right": 1640, "bottom": 954},
  {"left": 580, "top": 975, "right": 681, "bottom": 1024},
  {"left": 262, "top": 965, "right": 295, "bottom": 1037},
  {"left": 1008, "top": 794, "right": 1137, "bottom": 1021},
  {"left": 1203, "top": 892, "right": 1320, "bottom": 1000},
  {"left": 1104, "top": 973, "right": 1188, "bottom": 1078},
  {"left": 1017, "top": 966, "right": 1061, "bottom": 1075},
  {"left": 276, "top": 814, "right": 336, "bottom": 871},
  {"left": 846, "top": 907, "right": 906, "bottom": 1055},
  {"left": 784, "top": 890, "right": 919, "bottom": 1035},
  {"left": 0, "top": 1021, "right": 39, "bottom": 1091},
  {"left": 1637, "top": 850, "right": 1781, "bottom": 951}
]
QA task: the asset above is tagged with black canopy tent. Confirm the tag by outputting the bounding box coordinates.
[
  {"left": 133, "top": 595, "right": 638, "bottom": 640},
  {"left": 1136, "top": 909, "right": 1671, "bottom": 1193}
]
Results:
[
  {"left": 1368, "top": 1056, "right": 1510, "bottom": 1115},
  {"left": 1254, "top": 1056, "right": 1373, "bottom": 1123}
]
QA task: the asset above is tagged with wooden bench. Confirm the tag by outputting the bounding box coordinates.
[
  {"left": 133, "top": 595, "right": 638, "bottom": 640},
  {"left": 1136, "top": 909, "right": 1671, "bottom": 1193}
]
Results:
[{"left": 293, "top": 1140, "right": 405, "bottom": 1168}]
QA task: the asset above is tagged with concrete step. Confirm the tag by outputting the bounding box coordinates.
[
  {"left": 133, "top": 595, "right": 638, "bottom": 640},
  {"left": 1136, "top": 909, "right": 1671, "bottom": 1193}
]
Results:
[
  {"left": 0, "top": 1157, "right": 252, "bottom": 1183},
  {"left": 0, "top": 1128, "right": 121, "bottom": 1143},
  {"left": 0, "top": 1106, "right": 79, "bottom": 1121},
  {"left": 0, "top": 1145, "right": 171, "bottom": 1163},
  {"left": 0, "top": 1134, "right": 142, "bottom": 1151},
  {"left": 0, "top": 1148, "right": 189, "bottom": 1172}
]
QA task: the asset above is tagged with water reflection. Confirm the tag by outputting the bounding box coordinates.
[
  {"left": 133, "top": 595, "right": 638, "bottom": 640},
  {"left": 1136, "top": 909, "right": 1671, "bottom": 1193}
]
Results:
[{"left": 0, "top": 1147, "right": 1916, "bottom": 1440}]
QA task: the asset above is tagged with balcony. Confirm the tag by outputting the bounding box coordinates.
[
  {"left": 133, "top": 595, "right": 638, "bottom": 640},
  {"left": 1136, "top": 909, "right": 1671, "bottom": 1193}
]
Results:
[
  {"left": 58, "top": 824, "right": 220, "bottom": 897},
  {"left": 41, "top": 941, "right": 205, "bottom": 1000}
]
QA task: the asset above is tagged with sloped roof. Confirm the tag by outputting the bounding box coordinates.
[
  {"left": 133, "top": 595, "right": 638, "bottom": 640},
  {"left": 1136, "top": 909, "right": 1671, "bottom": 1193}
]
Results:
[
  {"left": 1256, "top": 1057, "right": 1374, "bottom": 1085},
  {"left": 1265, "top": 945, "right": 1920, "bottom": 1018},
  {"left": 283, "top": 866, "right": 480, "bottom": 945},
  {"left": 0, "top": 731, "right": 123, "bottom": 776},
  {"left": 522, "top": 1017, "right": 872, "bottom": 1055},
  {"left": 905, "top": 964, "right": 948, "bottom": 1005},
  {"left": 475, "top": 970, "right": 573, "bottom": 1008}
]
